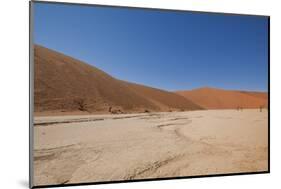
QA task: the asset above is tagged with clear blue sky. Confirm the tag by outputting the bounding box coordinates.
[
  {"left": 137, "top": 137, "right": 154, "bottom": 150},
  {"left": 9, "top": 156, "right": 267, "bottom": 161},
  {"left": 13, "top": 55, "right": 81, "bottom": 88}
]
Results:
[{"left": 33, "top": 2, "right": 268, "bottom": 92}]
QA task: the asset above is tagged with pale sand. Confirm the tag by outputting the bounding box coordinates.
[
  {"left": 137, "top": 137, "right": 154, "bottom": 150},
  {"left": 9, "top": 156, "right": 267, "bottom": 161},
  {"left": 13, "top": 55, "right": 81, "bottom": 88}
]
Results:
[{"left": 33, "top": 109, "right": 268, "bottom": 186}]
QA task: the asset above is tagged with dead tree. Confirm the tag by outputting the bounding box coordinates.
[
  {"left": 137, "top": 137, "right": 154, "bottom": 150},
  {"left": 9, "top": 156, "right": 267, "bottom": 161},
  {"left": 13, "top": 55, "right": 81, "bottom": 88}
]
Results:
[
  {"left": 144, "top": 109, "right": 150, "bottom": 113},
  {"left": 259, "top": 106, "right": 262, "bottom": 112},
  {"left": 74, "top": 98, "right": 87, "bottom": 111}
]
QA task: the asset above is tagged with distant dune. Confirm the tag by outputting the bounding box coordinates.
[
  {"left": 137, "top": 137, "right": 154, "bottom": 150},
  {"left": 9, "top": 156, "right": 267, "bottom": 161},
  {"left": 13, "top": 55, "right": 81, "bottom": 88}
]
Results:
[
  {"left": 239, "top": 91, "right": 268, "bottom": 100},
  {"left": 34, "top": 45, "right": 202, "bottom": 114},
  {"left": 176, "top": 87, "right": 268, "bottom": 109}
]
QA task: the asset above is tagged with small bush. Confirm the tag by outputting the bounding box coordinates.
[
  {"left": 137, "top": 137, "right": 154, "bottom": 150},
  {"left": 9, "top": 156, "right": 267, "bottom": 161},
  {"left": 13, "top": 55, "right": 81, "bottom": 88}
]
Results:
[{"left": 74, "top": 98, "right": 87, "bottom": 111}]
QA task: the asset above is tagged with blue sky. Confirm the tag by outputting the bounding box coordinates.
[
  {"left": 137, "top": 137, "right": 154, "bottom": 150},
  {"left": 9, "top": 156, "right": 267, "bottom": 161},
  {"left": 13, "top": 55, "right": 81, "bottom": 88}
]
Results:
[{"left": 33, "top": 2, "right": 268, "bottom": 92}]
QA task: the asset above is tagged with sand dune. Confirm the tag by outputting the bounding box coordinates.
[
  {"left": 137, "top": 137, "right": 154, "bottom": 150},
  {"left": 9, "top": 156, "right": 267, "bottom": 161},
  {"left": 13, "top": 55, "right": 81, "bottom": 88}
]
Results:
[
  {"left": 33, "top": 110, "right": 268, "bottom": 186},
  {"left": 35, "top": 45, "right": 267, "bottom": 113},
  {"left": 176, "top": 87, "right": 268, "bottom": 109},
  {"left": 33, "top": 45, "right": 268, "bottom": 187},
  {"left": 240, "top": 91, "right": 268, "bottom": 100},
  {"left": 34, "top": 45, "right": 202, "bottom": 115}
]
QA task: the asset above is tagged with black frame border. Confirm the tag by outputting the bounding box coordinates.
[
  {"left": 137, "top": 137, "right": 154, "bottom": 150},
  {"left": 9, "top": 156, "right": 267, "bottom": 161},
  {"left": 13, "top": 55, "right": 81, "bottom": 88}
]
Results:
[{"left": 29, "top": 1, "right": 270, "bottom": 188}]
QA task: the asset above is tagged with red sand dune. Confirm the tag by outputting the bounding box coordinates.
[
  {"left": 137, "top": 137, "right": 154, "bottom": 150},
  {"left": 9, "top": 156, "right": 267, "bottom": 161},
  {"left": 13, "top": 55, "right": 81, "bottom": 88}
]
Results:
[
  {"left": 34, "top": 45, "right": 202, "bottom": 114},
  {"left": 176, "top": 87, "right": 268, "bottom": 109},
  {"left": 240, "top": 91, "right": 268, "bottom": 100}
]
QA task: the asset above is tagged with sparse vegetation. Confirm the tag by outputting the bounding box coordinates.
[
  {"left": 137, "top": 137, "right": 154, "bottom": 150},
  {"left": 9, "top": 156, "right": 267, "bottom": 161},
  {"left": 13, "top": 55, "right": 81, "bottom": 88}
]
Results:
[
  {"left": 111, "top": 109, "right": 123, "bottom": 114},
  {"left": 74, "top": 98, "right": 87, "bottom": 111},
  {"left": 109, "top": 106, "right": 124, "bottom": 114},
  {"left": 237, "top": 106, "right": 243, "bottom": 111}
]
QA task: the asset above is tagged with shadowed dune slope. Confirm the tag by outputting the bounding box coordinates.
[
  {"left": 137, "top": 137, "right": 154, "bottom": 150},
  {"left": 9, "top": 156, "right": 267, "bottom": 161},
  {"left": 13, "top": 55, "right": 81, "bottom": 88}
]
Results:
[
  {"left": 125, "top": 82, "right": 202, "bottom": 111},
  {"left": 34, "top": 45, "right": 202, "bottom": 113},
  {"left": 176, "top": 87, "right": 268, "bottom": 109}
]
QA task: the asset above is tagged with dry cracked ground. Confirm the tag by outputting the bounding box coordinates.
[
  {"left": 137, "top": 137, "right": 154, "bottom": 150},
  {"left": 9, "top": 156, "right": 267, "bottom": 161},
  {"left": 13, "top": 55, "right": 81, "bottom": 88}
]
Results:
[{"left": 33, "top": 109, "right": 268, "bottom": 186}]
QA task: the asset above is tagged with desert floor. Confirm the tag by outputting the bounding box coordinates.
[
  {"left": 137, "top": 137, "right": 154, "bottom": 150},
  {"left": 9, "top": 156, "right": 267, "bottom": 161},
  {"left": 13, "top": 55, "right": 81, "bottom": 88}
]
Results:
[{"left": 33, "top": 109, "right": 268, "bottom": 186}]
